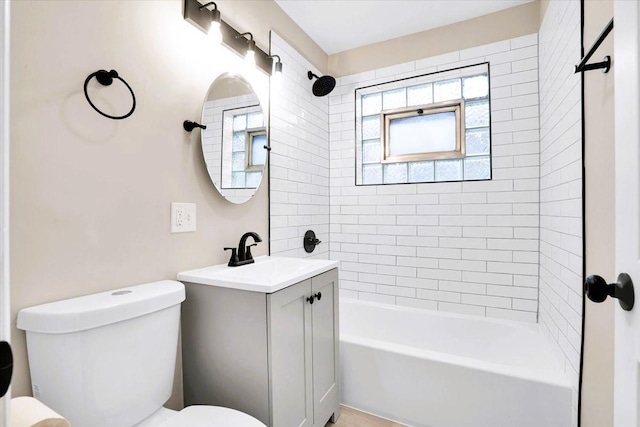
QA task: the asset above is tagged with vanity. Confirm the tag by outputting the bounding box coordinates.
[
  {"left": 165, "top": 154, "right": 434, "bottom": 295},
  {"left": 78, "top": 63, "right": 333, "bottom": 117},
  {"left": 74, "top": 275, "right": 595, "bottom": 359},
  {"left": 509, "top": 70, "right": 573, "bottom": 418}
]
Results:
[{"left": 178, "top": 256, "right": 340, "bottom": 427}]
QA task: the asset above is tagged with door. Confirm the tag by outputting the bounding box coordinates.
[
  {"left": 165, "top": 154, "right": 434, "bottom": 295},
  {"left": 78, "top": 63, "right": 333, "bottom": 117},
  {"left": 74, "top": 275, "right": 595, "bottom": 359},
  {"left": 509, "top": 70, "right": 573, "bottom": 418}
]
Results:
[
  {"left": 268, "top": 280, "right": 313, "bottom": 427},
  {"left": 0, "top": 1, "right": 10, "bottom": 427},
  {"left": 311, "top": 269, "right": 339, "bottom": 425},
  {"left": 613, "top": 1, "right": 640, "bottom": 425}
]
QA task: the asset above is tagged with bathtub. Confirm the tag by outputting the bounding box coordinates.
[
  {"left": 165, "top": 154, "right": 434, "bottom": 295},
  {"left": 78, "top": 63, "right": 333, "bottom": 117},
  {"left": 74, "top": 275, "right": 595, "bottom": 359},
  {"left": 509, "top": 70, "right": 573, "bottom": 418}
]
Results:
[{"left": 339, "top": 299, "right": 572, "bottom": 427}]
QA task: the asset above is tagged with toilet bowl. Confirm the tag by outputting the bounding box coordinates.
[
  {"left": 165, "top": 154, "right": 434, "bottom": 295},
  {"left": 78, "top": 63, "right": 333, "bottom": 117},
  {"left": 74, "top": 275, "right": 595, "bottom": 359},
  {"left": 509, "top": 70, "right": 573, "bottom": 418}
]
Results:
[
  {"left": 17, "top": 280, "right": 266, "bottom": 427},
  {"left": 154, "top": 406, "right": 265, "bottom": 427},
  {"left": 134, "top": 406, "right": 265, "bottom": 427}
]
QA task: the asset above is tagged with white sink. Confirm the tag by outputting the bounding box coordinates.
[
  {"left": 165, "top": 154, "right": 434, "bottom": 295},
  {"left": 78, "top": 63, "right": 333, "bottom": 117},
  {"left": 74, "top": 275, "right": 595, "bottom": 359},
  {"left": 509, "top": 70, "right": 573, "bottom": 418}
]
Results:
[{"left": 177, "top": 256, "right": 339, "bottom": 293}]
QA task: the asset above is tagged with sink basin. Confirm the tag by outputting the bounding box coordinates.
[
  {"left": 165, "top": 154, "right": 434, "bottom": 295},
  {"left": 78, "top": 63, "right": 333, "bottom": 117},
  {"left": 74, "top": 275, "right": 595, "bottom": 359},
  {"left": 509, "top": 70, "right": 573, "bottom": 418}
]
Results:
[{"left": 177, "top": 256, "right": 339, "bottom": 293}]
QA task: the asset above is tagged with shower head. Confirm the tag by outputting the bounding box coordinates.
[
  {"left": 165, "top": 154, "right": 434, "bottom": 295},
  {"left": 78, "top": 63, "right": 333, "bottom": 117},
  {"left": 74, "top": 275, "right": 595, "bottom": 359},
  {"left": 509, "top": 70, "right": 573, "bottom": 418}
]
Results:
[{"left": 307, "top": 71, "right": 336, "bottom": 97}]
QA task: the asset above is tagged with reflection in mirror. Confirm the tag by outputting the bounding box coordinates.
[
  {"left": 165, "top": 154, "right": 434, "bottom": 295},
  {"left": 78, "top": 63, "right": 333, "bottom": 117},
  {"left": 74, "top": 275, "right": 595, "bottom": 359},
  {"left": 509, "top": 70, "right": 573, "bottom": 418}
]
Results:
[{"left": 201, "top": 72, "right": 267, "bottom": 204}]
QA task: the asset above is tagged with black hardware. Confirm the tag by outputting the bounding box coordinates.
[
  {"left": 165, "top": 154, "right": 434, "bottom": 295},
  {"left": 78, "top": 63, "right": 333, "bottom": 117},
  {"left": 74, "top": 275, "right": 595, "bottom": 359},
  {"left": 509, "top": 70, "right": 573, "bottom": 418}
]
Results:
[
  {"left": 236, "top": 32, "right": 253, "bottom": 41},
  {"left": 264, "top": 145, "right": 271, "bottom": 151},
  {"left": 574, "top": 18, "right": 613, "bottom": 73},
  {"left": 83, "top": 69, "right": 136, "bottom": 120},
  {"left": 0, "top": 341, "right": 13, "bottom": 398},
  {"left": 227, "top": 232, "right": 262, "bottom": 267},
  {"left": 246, "top": 243, "right": 257, "bottom": 260},
  {"left": 224, "top": 247, "right": 239, "bottom": 267},
  {"left": 576, "top": 56, "right": 611, "bottom": 74},
  {"left": 303, "top": 230, "right": 322, "bottom": 253},
  {"left": 307, "top": 71, "right": 336, "bottom": 97},
  {"left": 199, "top": 2, "right": 220, "bottom": 17},
  {"left": 183, "top": 120, "right": 207, "bottom": 132},
  {"left": 585, "top": 273, "right": 634, "bottom": 311},
  {"left": 307, "top": 292, "right": 321, "bottom": 304}
]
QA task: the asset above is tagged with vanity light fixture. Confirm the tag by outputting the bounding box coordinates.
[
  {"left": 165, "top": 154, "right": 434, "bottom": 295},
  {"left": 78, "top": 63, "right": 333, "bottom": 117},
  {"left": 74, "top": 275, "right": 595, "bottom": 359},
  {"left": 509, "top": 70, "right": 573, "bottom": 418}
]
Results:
[
  {"left": 198, "top": 2, "right": 222, "bottom": 45},
  {"left": 236, "top": 32, "right": 256, "bottom": 67},
  {"left": 183, "top": 0, "right": 273, "bottom": 74},
  {"left": 266, "top": 55, "right": 283, "bottom": 77}
]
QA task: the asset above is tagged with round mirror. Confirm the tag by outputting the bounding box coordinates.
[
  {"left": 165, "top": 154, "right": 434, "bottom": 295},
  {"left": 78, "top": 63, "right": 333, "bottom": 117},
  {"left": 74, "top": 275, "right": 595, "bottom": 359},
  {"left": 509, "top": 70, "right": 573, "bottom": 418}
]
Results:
[{"left": 201, "top": 72, "right": 268, "bottom": 204}]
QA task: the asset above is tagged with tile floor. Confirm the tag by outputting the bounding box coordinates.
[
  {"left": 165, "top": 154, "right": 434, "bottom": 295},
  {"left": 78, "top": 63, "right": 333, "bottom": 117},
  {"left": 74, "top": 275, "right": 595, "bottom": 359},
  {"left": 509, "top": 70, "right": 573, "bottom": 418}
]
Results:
[{"left": 325, "top": 406, "right": 406, "bottom": 427}]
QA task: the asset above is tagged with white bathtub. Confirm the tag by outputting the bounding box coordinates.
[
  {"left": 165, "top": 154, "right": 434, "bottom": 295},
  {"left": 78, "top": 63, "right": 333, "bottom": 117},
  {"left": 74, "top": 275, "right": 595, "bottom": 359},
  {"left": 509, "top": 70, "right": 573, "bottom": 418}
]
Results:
[{"left": 339, "top": 299, "right": 572, "bottom": 427}]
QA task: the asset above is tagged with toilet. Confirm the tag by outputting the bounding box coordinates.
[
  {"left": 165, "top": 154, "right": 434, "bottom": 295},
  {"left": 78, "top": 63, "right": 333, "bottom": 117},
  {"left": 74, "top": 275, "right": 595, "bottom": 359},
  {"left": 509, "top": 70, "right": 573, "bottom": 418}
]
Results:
[{"left": 17, "top": 280, "right": 266, "bottom": 427}]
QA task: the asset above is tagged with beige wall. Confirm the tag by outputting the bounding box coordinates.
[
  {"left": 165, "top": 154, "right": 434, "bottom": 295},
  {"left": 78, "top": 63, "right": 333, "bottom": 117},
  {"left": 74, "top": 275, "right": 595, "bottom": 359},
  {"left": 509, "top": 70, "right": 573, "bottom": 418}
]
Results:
[
  {"left": 540, "top": 0, "right": 551, "bottom": 23},
  {"left": 582, "top": 1, "right": 615, "bottom": 426},
  {"left": 327, "top": 1, "right": 539, "bottom": 77},
  {"left": 7, "top": 0, "right": 301, "bottom": 409}
]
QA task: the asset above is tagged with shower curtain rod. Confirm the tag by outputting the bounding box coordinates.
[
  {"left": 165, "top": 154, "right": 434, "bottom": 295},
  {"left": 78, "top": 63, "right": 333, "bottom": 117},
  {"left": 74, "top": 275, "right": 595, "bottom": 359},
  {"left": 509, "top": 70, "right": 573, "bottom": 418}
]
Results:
[{"left": 574, "top": 18, "right": 613, "bottom": 73}]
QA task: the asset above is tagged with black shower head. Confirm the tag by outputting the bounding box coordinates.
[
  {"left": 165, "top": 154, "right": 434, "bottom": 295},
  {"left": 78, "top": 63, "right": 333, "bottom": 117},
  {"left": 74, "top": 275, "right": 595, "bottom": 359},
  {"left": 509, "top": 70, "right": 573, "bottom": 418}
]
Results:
[{"left": 307, "top": 71, "right": 336, "bottom": 97}]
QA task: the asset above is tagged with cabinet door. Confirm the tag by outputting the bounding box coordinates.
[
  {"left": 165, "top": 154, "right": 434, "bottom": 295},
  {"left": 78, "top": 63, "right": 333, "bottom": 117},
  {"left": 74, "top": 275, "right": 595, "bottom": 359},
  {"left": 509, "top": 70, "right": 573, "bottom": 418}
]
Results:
[
  {"left": 268, "top": 280, "right": 313, "bottom": 427},
  {"left": 311, "top": 269, "right": 339, "bottom": 425}
]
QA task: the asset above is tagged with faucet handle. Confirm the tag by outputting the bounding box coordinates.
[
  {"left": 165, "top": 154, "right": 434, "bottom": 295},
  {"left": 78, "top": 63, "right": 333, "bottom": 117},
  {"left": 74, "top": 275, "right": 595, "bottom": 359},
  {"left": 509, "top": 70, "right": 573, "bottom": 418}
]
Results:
[
  {"left": 224, "top": 247, "right": 239, "bottom": 266},
  {"left": 245, "top": 243, "right": 258, "bottom": 261}
]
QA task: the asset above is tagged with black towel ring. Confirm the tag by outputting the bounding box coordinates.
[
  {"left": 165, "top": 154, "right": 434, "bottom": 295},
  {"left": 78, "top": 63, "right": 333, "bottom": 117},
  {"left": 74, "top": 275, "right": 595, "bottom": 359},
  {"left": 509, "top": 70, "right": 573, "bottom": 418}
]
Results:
[{"left": 83, "top": 69, "right": 136, "bottom": 120}]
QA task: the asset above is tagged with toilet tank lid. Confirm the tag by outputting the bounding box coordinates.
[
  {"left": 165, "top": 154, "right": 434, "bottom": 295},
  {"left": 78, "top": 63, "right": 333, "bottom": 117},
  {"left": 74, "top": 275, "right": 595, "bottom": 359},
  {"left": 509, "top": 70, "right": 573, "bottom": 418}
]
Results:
[{"left": 17, "top": 280, "right": 186, "bottom": 334}]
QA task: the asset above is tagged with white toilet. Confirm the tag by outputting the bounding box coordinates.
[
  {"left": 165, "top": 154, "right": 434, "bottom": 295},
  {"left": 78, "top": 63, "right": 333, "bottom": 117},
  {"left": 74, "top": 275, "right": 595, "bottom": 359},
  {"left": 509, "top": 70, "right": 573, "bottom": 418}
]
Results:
[{"left": 17, "top": 280, "right": 266, "bottom": 427}]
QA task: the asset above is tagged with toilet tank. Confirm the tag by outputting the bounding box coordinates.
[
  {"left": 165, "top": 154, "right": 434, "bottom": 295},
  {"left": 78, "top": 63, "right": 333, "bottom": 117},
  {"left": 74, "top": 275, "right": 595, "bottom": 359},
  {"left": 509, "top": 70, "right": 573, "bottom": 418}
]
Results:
[{"left": 17, "top": 280, "right": 186, "bottom": 427}]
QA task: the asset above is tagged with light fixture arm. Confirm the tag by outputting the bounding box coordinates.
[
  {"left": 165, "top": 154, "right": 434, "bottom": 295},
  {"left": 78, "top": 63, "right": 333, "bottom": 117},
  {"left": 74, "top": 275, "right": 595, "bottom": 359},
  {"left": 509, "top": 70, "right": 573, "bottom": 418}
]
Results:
[
  {"left": 235, "top": 32, "right": 254, "bottom": 41},
  {"left": 198, "top": 1, "right": 218, "bottom": 11}
]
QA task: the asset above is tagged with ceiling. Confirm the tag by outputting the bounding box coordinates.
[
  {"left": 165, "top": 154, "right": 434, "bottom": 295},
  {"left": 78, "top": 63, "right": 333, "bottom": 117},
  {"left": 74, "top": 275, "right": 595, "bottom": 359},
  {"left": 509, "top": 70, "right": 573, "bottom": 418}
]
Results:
[{"left": 274, "top": 0, "right": 535, "bottom": 55}]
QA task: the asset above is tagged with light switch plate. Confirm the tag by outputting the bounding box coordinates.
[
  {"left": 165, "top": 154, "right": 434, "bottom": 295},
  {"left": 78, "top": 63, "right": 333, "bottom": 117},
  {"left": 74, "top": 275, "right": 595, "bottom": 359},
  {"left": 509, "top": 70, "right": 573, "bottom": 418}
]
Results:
[{"left": 171, "top": 203, "right": 196, "bottom": 233}]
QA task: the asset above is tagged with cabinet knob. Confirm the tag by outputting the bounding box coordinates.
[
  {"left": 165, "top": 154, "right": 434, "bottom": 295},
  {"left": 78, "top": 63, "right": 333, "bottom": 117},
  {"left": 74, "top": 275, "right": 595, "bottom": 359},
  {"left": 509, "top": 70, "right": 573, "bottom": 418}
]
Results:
[
  {"left": 315, "top": 292, "right": 322, "bottom": 301},
  {"left": 307, "top": 295, "right": 315, "bottom": 304}
]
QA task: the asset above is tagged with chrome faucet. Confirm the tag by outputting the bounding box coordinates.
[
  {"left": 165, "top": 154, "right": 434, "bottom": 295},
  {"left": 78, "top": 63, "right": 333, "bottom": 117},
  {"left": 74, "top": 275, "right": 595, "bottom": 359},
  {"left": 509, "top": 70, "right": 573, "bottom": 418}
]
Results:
[{"left": 224, "top": 232, "right": 262, "bottom": 267}]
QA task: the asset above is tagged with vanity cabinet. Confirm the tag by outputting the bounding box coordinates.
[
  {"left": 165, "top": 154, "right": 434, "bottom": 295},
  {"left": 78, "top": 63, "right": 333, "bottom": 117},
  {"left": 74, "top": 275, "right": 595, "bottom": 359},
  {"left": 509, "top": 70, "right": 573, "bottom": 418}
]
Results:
[{"left": 180, "top": 268, "right": 339, "bottom": 427}]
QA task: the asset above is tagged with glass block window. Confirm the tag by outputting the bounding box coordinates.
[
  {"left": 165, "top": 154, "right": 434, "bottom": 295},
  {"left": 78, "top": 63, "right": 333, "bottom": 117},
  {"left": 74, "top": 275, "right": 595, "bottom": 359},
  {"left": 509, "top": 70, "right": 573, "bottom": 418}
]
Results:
[
  {"left": 229, "top": 110, "right": 265, "bottom": 188},
  {"left": 355, "top": 63, "right": 491, "bottom": 185}
]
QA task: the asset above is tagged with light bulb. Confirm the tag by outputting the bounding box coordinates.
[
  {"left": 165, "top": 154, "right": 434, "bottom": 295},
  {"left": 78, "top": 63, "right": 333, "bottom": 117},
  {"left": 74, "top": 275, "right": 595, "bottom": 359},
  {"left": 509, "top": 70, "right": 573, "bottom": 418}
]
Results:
[
  {"left": 208, "top": 20, "right": 222, "bottom": 45},
  {"left": 271, "top": 64, "right": 282, "bottom": 85},
  {"left": 245, "top": 48, "right": 255, "bottom": 67}
]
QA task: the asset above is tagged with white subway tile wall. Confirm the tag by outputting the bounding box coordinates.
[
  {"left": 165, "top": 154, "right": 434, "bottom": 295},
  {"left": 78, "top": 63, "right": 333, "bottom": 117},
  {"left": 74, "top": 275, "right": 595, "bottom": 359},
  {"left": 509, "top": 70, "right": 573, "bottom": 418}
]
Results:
[
  {"left": 269, "top": 32, "right": 330, "bottom": 259},
  {"left": 269, "top": 25, "right": 580, "bottom": 423},
  {"left": 538, "top": 0, "right": 582, "bottom": 424},
  {"left": 329, "top": 34, "right": 540, "bottom": 323}
]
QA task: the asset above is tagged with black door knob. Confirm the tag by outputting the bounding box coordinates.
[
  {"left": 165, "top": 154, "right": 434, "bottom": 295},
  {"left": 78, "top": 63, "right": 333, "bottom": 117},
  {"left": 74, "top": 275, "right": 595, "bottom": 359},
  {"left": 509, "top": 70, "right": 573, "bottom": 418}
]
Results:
[
  {"left": 0, "top": 341, "right": 13, "bottom": 398},
  {"left": 307, "top": 295, "right": 315, "bottom": 304},
  {"left": 585, "top": 273, "right": 635, "bottom": 311}
]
